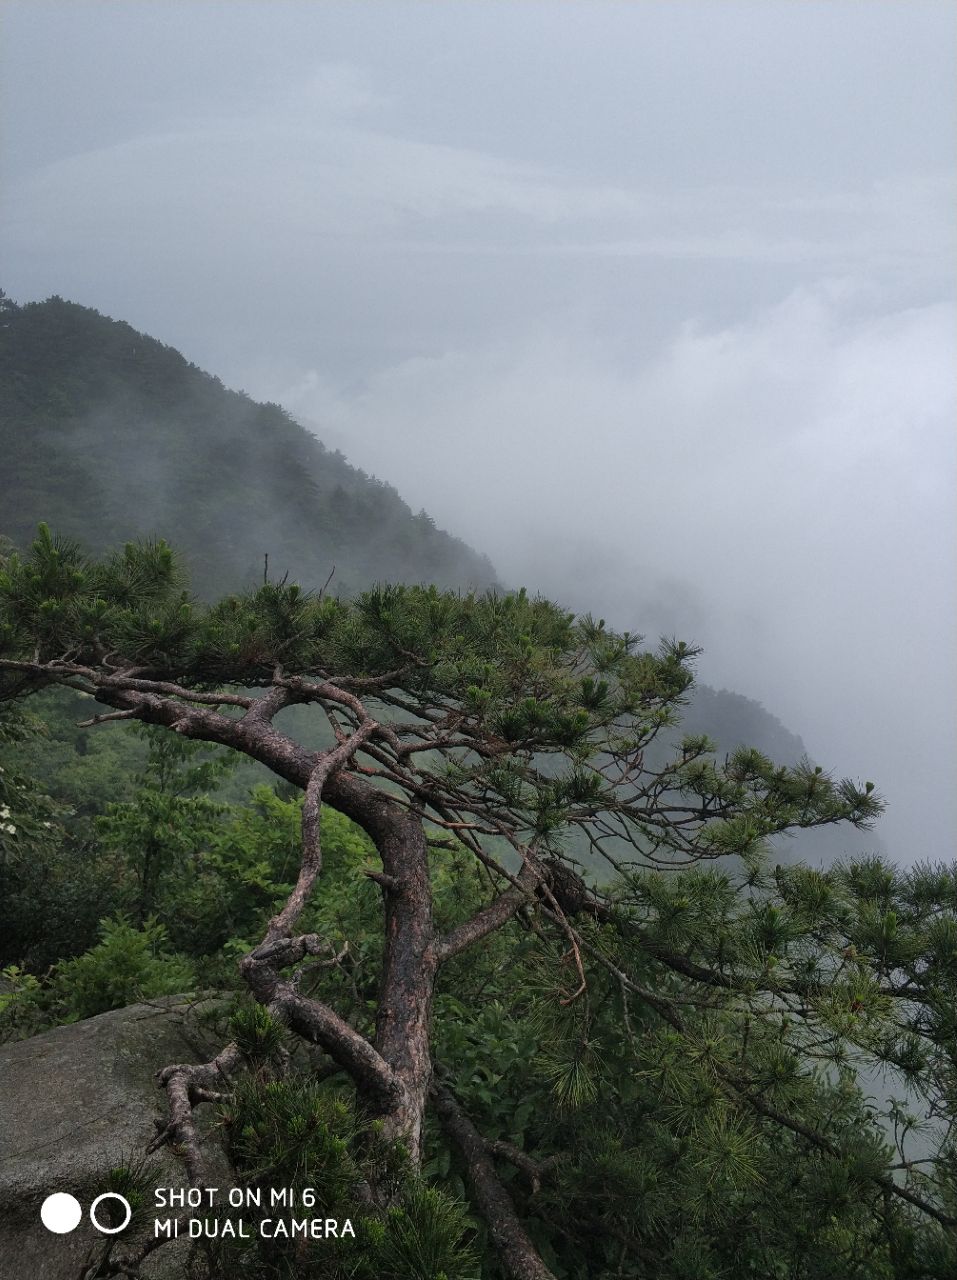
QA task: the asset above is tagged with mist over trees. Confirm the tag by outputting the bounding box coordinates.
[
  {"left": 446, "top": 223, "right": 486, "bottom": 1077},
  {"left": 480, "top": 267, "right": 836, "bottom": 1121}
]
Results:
[
  {"left": 0, "top": 293, "right": 497, "bottom": 598},
  {"left": 1, "top": 293, "right": 950, "bottom": 1279},
  {"left": 0, "top": 291, "right": 873, "bottom": 830}
]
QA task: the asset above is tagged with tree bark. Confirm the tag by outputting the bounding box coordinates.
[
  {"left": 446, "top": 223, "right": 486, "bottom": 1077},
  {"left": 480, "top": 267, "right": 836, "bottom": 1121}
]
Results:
[
  {"left": 432, "top": 1084, "right": 558, "bottom": 1280},
  {"left": 94, "top": 684, "right": 440, "bottom": 1167},
  {"left": 326, "top": 775, "right": 437, "bottom": 1166}
]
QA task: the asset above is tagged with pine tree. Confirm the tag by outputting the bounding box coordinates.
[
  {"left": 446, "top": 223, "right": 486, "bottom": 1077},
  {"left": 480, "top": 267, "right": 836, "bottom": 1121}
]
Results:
[{"left": 1, "top": 529, "right": 954, "bottom": 1279}]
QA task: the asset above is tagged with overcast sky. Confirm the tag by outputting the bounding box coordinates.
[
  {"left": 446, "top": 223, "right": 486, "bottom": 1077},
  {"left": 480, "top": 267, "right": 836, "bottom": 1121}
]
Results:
[{"left": 2, "top": 0, "right": 955, "bottom": 859}]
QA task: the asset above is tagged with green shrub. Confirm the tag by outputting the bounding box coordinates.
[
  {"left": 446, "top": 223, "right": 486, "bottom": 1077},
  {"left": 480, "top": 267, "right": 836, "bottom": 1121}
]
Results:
[
  {"left": 368, "top": 1182, "right": 479, "bottom": 1280},
  {"left": 0, "top": 964, "right": 46, "bottom": 1041},
  {"left": 51, "top": 914, "right": 195, "bottom": 1019}
]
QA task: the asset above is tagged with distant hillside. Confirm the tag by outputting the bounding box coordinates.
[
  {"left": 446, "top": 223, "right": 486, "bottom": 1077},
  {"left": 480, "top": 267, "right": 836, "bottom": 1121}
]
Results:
[
  {"left": 678, "top": 684, "right": 806, "bottom": 764},
  {"left": 0, "top": 292, "right": 497, "bottom": 597}
]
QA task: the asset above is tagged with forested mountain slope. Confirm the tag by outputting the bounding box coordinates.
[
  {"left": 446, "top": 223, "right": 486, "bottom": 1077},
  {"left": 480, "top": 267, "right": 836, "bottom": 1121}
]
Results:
[{"left": 0, "top": 292, "right": 496, "bottom": 597}]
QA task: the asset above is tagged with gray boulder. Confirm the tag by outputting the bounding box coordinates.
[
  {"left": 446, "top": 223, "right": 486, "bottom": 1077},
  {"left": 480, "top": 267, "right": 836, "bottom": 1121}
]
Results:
[{"left": 0, "top": 996, "right": 227, "bottom": 1280}]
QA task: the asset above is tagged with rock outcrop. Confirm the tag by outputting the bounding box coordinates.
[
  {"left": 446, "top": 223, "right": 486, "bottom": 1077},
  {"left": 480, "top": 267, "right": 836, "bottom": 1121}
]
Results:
[{"left": 0, "top": 997, "right": 225, "bottom": 1280}]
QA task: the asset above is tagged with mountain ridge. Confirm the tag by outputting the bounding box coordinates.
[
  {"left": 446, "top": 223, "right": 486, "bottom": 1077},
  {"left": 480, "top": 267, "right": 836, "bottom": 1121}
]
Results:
[{"left": 0, "top": 291, "right": 497, "bottom": 598}]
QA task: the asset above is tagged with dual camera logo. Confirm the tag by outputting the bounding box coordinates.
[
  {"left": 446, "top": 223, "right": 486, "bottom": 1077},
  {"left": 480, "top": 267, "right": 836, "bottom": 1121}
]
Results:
[{"left": 40, "top": 1191, "right": 132, "bottom": 1235}]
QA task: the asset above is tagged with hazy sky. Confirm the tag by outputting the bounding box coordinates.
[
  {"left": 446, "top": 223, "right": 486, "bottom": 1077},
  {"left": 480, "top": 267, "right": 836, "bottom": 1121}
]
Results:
[{"left": 1, "top": 1, "right": 955, "bottom": 858}]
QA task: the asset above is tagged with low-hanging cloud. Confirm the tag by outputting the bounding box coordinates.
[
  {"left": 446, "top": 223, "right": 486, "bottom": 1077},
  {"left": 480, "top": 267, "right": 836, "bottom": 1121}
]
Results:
[{"left": 277, "top": 283, "right": 957, "bottom": 861}]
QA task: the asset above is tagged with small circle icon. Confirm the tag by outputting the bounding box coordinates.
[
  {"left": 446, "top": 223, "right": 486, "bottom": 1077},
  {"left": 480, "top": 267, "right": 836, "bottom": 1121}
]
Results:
[
  {"left": 89, "top": 1192, "right": 133, "bottom": 1235},
  {"left": 40, "top": 1192, "right": 83, "bottom": 1234}
]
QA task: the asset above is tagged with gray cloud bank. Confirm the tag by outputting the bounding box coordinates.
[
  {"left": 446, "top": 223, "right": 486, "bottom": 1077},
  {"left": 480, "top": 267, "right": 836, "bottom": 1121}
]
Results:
[
  {"left": 1, "top": 0, "right": 954, "bottom": 858},
  {"left": 285, "top": 285, "right": 955, "bottom": 859}
]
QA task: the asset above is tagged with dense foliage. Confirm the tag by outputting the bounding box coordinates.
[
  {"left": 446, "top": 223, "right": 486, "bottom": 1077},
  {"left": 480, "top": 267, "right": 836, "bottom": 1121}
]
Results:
[{"left": 0, "top": 529, "right": 954, "bottom": 1280}]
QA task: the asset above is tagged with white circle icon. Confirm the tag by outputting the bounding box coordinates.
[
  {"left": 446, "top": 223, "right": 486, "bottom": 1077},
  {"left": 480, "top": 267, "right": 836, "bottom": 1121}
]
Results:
[
  {"left": 89, "top": 1192, "right": 133, "bottom": 1234},
  {"left": 40, "top": 1192, "right": 83, "bottom": 1234}
]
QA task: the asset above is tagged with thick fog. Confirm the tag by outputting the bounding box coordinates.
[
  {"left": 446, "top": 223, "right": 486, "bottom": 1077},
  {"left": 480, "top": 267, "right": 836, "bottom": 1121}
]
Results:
[{"left": 1, "top": 1, "right": 954, "bottom": 860}]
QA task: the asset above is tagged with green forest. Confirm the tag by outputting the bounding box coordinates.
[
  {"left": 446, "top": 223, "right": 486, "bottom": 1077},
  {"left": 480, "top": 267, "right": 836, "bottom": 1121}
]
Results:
[{"left": 1, "top": 295, "right": 954, "bottom": 1280}]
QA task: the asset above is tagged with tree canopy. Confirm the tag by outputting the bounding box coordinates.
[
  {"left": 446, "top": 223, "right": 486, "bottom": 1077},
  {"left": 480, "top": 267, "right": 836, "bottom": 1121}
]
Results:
[{"left": 1, "top": 527, "right": 955, "bottom": 1280}]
